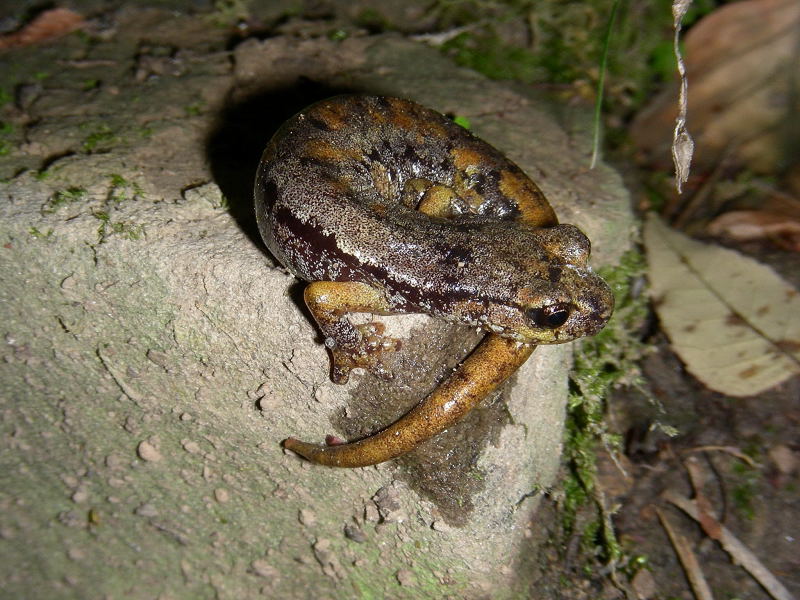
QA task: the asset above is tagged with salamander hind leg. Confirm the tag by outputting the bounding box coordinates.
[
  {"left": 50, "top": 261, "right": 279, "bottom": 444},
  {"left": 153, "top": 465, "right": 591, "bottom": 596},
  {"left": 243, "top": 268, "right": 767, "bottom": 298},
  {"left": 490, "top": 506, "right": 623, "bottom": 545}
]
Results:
[
  {"left": 304, "top": 281, "right": 401, "bottom": 384},
  {"left": 401, "top": 178, "right": 470, "bottom": 218}
]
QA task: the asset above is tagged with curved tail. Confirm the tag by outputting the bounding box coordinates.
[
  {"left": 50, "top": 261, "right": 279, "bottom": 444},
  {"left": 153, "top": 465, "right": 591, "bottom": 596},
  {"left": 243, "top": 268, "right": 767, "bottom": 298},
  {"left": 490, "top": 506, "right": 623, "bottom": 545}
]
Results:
[{"left": 283, "top": 334, "right": 535, "bottom": 467}]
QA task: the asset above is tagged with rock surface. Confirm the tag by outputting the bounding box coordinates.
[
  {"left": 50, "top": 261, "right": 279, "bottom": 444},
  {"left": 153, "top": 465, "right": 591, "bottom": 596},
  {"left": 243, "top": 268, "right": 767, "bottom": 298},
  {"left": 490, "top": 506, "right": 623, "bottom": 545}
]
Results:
[{"left": 0, "top": 10, "right": 632, "bottom": 599}]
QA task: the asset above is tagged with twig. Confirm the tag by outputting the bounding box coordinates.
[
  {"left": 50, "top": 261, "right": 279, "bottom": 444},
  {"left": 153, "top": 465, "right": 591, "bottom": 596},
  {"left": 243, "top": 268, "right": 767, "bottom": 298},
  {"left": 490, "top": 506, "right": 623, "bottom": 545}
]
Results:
[
  {"left": 411, "top": 24, "right": 477, "bottom": 46},
  {"left": 663, "top": 491, "right": 797, "bottom": 600},
  {"left": 656, "top": 506, "right": 715, "bottom": 600},
  {"left": 97, "top": 346, "right": 143, "bottom": 404},
  {"left": 680, "top": 445, "right": 759, "bottom": 468}
]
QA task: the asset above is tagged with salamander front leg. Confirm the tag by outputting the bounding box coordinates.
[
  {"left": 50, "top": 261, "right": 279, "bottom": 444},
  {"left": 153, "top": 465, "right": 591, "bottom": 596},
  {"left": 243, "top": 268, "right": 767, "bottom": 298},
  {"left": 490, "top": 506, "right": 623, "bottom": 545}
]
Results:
[
  {"left": 304, "top": 281, "right": 401, "bottom": 384},
  {"left": 283, "top": 334, "right": 535, "bottom": 467}
]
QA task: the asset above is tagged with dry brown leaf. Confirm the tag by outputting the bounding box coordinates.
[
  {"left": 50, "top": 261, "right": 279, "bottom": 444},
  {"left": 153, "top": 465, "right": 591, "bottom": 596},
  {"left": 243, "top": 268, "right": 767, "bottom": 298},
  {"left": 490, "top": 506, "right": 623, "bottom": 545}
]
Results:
[
  {"left": 644, "top": 213, "right": 800, "bottom": 396},
  {"left": 768, "top": 444, "right": 798, "bottom": 475},
  {"left": 670, "top": 0, "right": 695, "bottom": 193},
  {"left": 707, "top": 210, "right": 800, "bottom": 250},
  {"left": 630, "top": 569, "right": 657, "bottom": 600},
  {"left": 632, "top": 0, "right": 800, "bottom": 174},
  {"left": 0, "top": 8, "right": 84, "bottom": 50}
]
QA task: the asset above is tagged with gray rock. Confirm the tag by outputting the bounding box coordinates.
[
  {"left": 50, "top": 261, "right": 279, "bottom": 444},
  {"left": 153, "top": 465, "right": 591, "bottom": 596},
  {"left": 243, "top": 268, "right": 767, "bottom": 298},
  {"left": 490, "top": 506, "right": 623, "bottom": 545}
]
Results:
[{"left": 0, "top": 12, "right": 632, "bottom": 599}]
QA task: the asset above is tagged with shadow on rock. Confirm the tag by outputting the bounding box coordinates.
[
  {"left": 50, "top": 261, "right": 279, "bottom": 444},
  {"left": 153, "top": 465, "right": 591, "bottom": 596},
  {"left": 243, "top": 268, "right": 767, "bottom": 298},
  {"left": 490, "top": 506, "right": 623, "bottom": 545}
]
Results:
[{"left": 205, "top": 78, "right": 363, "bottom": 247}]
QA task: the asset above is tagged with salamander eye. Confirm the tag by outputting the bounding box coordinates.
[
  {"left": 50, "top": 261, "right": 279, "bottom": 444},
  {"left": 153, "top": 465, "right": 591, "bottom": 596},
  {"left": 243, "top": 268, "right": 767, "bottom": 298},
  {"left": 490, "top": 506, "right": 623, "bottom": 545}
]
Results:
[{"left": 527, "top": 303, "right": 571, "bottom": 329}]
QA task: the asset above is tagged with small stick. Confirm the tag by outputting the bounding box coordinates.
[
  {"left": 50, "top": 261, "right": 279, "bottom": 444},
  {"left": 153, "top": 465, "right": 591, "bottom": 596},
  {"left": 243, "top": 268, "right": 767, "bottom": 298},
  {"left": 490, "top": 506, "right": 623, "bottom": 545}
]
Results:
[
  {"left": 680, "top": 446, "right": 759, "bottom": 468},
  {"left": 97, "top": 346, "right": 143, "bottom": 405},
  {"left": 655, "top": 506, "right": 715, "bottom": 600},
  {"left": 663, "top": 491, "right": 796, "bottom": 600}
]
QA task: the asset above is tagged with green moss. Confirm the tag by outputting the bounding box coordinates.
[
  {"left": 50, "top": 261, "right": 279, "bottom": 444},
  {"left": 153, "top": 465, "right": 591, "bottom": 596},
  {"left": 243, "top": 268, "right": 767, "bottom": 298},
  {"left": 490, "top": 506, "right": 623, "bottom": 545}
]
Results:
[
  {"left": 82, "top": 123, "right": 118, "bottom": 152},
  {"left": 561, "top": 249, "right": 651, "bottom": 566},
  {"left": 45, "top": 187, "right": 89, "bottom": 212},
  {"left": 435, "top": 1, "right": 610, "bottom": 85},
  {"left": 107, "top": 174, "right": 144, "bottom": 203},
  {"left": 209, "top": 0, "right": 252, "bottom": 26},
  {"left": 731, "top": 460, "right": 760, "bottom": 521},
  {"left": 560, "top": 465, "right": 590, "bottom": 535},
  {"left": 354, "top": 8, "right": 391, "bottom": 33},
  {"left": 328, "top": 29, "right": 349, "bottom": 41},
  {"left": 465, "top": 467, "right": 485, "bottom": 481},
  {"left": 613, "top": 552, "right": 651, "bottom": 583},
  {"left": 28, "top": 226, "right": 54, "bottom": 239},
  {"left": 71, "top": 29, "right": 94, "bottom": 46},
  {"left": 93, "top": 210, "right": 145, "bottom": 243},
  {"left": 184, "top": 102, "right": 204, "bottom": 117},
  {"left": 0, "top": 121, "right": 14, "bottom": 156},
  {"left": 442, "top": 30, "right": 544, "bottom": 84},
  {"left": 431, "top": 0, "right": 719, "bottom": 133},
  {"left": 215, "top": 194, "right": 230, "bottom": 210}
]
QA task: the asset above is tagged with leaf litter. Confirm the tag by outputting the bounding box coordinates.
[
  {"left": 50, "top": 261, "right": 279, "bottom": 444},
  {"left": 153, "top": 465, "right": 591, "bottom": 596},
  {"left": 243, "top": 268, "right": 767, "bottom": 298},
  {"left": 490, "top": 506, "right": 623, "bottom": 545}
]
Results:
[{"left": 644, "top": 213, "right": 800, "bottom": 397}]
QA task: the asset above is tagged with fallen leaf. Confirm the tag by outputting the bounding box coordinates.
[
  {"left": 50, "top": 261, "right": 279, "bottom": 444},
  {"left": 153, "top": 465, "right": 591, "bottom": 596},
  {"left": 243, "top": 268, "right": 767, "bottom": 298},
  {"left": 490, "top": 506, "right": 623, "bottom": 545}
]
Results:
[
  {"left": 0, "top": 8, "right": 84, "bottom": 50},
  {"left": 707, "top": 210, "right": 800, "bottom": 251},
  {"left": 768, "top": 444, "right": 797, "bottom": 475},
  {"left": 631, "top": 568, "right": 657, "bottom": 600},
  {"left": 631, "top": 0, "right": 800, "bottom": 174},
  {"left": 644, "top": 213, "right": 800, "bottom": 396}
]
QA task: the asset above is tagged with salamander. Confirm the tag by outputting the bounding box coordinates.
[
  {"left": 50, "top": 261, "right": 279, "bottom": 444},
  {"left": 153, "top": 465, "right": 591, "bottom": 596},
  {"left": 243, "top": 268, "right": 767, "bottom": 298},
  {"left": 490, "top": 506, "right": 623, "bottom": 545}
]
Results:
[{"left": 254, "top": 95, "right": 614, "bottom": 468}]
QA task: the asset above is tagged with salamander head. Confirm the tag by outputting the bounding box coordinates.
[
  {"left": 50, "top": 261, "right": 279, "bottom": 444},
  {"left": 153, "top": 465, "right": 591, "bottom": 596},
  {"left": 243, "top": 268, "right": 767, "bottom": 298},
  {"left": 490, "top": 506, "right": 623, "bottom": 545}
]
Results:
[{"left": 482, "top": 224, "right": 615, "bottom": 344}]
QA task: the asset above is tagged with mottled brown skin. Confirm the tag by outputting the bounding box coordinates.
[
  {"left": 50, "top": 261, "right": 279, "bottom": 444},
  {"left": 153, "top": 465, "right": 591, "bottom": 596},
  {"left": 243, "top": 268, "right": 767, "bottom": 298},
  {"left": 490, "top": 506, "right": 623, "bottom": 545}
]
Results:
[{"left": 254, "top": 95, "right": 614, "bottom": 468}]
